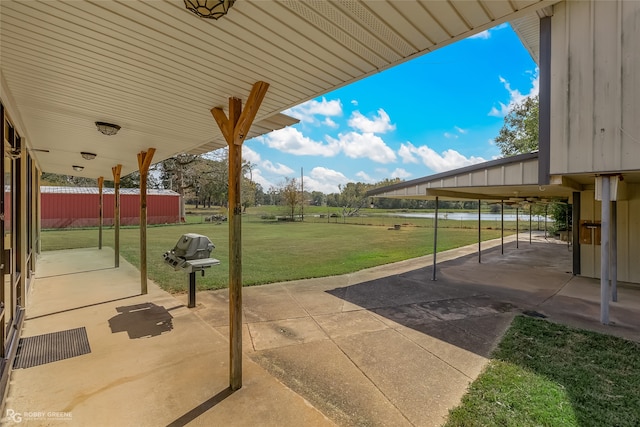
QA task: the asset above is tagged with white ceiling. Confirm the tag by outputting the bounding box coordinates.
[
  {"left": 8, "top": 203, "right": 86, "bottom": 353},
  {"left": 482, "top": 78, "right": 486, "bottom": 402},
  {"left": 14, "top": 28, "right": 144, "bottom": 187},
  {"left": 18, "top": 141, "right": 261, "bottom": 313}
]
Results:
[{"left": 0, "top": 0, "right": 555, "bottom": 179}]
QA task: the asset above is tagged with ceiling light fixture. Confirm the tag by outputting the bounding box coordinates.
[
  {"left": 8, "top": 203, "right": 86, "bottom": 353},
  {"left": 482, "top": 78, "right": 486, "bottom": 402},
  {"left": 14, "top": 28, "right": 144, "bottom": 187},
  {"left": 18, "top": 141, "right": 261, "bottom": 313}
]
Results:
[
  {"left": 95, "top": 121, "right": 121, "bottom": 136},
  {"left": 184, "top": 0, "right": 235, "bottom": 19},
  {"left": 72, "top": 165, "right": 84, "bottom": 172},
  {"left": 81, "top": 152, "right": 97, "bottom": 160}
]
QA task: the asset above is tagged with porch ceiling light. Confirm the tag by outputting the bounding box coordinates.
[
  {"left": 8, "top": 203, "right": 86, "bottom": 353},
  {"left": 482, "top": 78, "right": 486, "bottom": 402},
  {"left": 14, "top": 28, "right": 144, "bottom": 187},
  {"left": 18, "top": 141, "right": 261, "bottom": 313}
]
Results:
[
  {"left": 72, "top": 165, "right": 84, "bottom": 172},
  {"left": 95, "top": 122, "right": 121, "bottom": 136},
  {"left": 184, "top": 0, "right": 235, "bottom": 19},
  {"left": 81, "top": 152, "right": 97, "bottom": 160}
]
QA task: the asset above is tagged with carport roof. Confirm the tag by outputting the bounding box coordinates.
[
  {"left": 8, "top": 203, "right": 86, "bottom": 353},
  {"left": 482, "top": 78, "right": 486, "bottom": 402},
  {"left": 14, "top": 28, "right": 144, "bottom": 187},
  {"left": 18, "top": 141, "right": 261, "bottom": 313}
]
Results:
[
  {"left": 367, "top": 152, "right": 576, "bottom": 202},
  {"left": 1, "top": 0, "right": 557, "bottom": 179}
]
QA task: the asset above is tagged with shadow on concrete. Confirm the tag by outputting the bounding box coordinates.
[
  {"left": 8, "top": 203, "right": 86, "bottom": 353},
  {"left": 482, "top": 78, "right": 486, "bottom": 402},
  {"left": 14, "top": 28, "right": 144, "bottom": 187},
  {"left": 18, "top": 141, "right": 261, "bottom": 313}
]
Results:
[
  {"left": 165, "top": 387, "right": 234, "bottom": 427},
  {"left": 37, "top": 266, "right": 117, "bottom": 279},
  {"left": 108, "top": 302, "right": 174, "bottom": 339},
  {"left": 28, "top": 294, "right": 141, "bottom": 320},
  {"left": 326, "top": 241, "right": 577, "bottom": 357}
]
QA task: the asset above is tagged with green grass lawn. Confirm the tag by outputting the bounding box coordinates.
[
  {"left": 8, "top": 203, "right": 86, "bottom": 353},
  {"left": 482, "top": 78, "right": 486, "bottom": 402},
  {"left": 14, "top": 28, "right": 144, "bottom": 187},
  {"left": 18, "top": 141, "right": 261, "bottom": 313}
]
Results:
[
  {"left": 41, "top": 218, "right": 504, "bottom": 293},
  {"left": 445, "top": 316, "right": 640, "bottom": 427}
]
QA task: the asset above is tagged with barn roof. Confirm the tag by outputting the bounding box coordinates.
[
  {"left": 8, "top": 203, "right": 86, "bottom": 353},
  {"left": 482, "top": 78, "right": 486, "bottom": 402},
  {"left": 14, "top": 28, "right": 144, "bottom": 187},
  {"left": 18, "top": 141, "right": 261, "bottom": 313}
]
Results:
[{"left": 41, "top": 186, "right": 179, "bottom": 196}]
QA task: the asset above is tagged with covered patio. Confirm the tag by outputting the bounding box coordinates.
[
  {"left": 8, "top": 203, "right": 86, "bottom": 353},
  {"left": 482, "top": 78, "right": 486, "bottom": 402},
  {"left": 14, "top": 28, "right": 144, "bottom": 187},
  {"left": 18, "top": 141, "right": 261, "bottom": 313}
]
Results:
[
  {"left": 1, "top": 0, "right": 558, "bottom": 395},
  {"left": 5, "top": 233, "right": 639, "bottom": 425}
]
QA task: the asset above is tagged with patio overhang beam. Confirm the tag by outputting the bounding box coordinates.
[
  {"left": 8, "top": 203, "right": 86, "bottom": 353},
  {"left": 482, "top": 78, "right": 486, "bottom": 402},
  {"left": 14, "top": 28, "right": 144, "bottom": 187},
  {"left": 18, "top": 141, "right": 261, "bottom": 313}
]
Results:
[
  {"left": 549, "top": 175, "right": 583, "bottom": 191},
  {"left": 425, "top": 189, "right": 505, "bottom": 201}
]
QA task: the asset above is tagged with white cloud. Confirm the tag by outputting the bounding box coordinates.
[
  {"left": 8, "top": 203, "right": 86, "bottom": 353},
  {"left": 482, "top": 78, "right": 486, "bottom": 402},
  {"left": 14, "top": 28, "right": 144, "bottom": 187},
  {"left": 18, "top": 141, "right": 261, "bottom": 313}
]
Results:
[
  {"left": 327, "top": 132, "right": 397, "bottom": 163},
  {"left": 470, "top": 30, "right": 490, "bottom": 40},
  {"left": 399, "top": 142, "right": 486, "bottom": 173},
  {"left": 260, "top": 127, "right": 340, "bottom": 157},
  {"left": 351, "top": 100, "right": 358, "bottom": 106},
  {"left": 323, "top": 117, "right": 339, "bottom": 128},
  {"left": 261, "top": 160, "right": 294, "bottom": 175},
  {"left": 489, "top": 73, "right": 539, "bottom": 117},
  {"left": 390, "top": 168, "right": 412, "bottom": 179},
  {"left": 285, "top": 97, "right": 342, "bottom": 123},
  {"left": 250, "top": 168, "right": 277, "bottom": 191},
  {"left": 398, "top": 143, "right": 419, "bottom": 164},
  {"left": 348, "top": 109, "right": 396, "bottom": 134},
  {"left": 469, "top": 23, "right": 509, "bottom": 40},
  {"left": 444, "top": 132, "right": 458, "bottom": 139},
  {"left": 303, "top": 166, "right": 350, "bottom": 193},
  {"left": 242, "top": 145, "right": 261, "bottom": 164},
  {"left": 454, "top": 126, "right": 468, "bottom": 134},
  {"left": 356, "top": 171, "right": 376, "bottom": 183}
]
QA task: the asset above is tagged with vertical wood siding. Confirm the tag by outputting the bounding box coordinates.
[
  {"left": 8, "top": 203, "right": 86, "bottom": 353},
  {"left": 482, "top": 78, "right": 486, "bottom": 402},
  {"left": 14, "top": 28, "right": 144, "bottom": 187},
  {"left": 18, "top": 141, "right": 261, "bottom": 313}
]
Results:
[{"left": 550, "top": 0, "right": 640, "bottom": 175}]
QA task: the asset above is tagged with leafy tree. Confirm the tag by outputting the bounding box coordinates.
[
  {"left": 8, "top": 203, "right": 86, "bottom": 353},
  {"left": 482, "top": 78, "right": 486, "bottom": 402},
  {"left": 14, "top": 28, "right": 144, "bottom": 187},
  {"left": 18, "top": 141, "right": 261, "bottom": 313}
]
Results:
[
  {"left": 338, "top": 182, "right": 372, "bottom": 217},
  {"left": 40, "top": 173, "right": 97, "bottom": 187},
  {"left": 549, "top": 202, "right": 571, "bottom": 233},
  {"left": 310, "top": 191, "right": 325, "bottom": 206},
  {"left": 280, "top": 177, "right": 302, "bottom": 220},
  {"left": 254, "top": 183, "right": 266, "bottom": 206},
  {"left": 495, "top": 95, "right": 539, "bottom": 156}
]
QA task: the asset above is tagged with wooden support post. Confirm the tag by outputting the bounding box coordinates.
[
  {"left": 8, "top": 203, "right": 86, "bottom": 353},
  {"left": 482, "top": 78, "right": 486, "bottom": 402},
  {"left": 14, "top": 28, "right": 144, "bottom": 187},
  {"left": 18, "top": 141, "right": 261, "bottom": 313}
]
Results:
[
  {"left": 98, "top": 177, "right": 104, "bottom": 250},
  {"left": 138, "top": 148, "right": 156, "bottom": 295},
  {"left": 211, "top": 81, "right": 269, "bottom": 391},
  {"left": 112, "top": 165, "right": 122, "bottom": 268}
]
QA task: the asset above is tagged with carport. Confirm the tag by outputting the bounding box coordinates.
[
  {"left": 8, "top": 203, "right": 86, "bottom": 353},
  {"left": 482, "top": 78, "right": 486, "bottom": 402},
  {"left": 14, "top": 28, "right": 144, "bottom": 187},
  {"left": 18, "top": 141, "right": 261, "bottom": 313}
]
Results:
[{"left": 368, "top": 151, "right": 630, "bottom": 326}]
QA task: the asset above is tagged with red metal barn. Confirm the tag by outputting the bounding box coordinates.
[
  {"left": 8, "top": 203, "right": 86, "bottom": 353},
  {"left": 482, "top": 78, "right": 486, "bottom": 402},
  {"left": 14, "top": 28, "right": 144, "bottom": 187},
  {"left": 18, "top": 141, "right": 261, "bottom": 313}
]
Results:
[{"left": 41, "top": 186, "right": 181, "bottom": 228}]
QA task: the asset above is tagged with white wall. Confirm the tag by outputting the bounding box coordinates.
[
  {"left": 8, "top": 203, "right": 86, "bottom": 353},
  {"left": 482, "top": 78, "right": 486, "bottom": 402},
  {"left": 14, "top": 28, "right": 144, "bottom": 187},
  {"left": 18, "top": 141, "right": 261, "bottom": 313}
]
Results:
[
  {"left": 580, "top": 184, "right": 640, "bottom": 283},
  {"left": 550, "top": 0, "right": 640, "bottom": 175}
]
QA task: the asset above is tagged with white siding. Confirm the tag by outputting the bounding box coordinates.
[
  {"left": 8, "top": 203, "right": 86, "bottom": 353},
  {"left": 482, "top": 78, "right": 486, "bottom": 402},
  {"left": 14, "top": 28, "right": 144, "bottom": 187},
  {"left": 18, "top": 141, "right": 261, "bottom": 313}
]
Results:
[
  {"left": 579, "top": 184, "right": 640, "bottom": 283},
  {"left": 550, "top": 1, "right": 640, "bottom": 175}
]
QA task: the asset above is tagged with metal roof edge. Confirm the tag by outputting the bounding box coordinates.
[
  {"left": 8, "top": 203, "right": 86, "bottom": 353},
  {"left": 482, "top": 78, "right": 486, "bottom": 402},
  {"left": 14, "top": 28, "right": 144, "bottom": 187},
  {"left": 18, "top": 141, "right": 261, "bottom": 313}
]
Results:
[
  {"left": 40, "top": 186, "right": 180, "bottom": 196},
  {"left": 367, "top": 152, "right": 539, "bottom": 196}
]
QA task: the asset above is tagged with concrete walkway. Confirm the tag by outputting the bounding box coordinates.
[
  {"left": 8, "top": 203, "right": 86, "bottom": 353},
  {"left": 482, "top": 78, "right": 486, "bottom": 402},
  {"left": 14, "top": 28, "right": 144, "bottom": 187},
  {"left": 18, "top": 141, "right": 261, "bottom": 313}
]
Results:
[{"left": 3, "top": 233, "right": 640, "bottom": 426}]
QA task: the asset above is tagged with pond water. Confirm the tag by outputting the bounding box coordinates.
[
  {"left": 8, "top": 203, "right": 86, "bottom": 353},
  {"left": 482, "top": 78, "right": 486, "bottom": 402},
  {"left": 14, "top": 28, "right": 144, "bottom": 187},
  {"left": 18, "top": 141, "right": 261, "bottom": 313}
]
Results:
[{"left": 389, "top": 212, "right": 552, "bottom": 222}]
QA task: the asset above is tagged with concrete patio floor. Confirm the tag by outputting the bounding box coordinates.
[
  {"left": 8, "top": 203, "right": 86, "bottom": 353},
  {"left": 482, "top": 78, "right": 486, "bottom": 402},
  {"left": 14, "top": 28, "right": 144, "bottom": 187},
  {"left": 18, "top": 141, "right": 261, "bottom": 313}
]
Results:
[{"left": 2, "top": 233, "right": 639, "bottom": 426}]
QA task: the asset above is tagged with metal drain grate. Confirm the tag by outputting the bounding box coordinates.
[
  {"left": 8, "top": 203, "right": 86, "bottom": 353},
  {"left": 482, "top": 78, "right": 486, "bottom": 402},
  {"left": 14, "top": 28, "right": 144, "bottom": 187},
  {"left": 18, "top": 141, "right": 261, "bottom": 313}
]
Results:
[{"left": 13, "top": 327, "right": 91, "bottom": 369}]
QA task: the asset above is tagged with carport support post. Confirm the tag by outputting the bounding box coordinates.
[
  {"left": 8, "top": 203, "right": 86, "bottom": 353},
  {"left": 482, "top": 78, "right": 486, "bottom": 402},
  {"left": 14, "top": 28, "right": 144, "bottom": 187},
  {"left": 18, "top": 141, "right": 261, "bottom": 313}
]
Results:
[
  {"left": 529, "top": 205, "right": 532, "bottom": 244},
  {"left": 211, "top": 81, "right": 269, "bottom": 391},
  {"left": 600, "top": 175, "right": 610, "bottom": 325},
  {"left": 112, "top": 165, "right": 122, "bottom": 268},
  {"left": 432, "top": 196, "right": 438, "bottom": 281},
  {"left": 611, "top": 201, "right": 617, "bottom": 302},
  {"left": 478, "top": 200, "right": 481, "bottom": 263},
  {"left": 516, "top": 206, "right": 519, "bottom": 249},
  {"left": 572, "top": 192, "right": 581, "bottom": 275},
  {"left": 138, "top": 148, "right": 156, "bottom": 295},
  {"left": 500, "top": 200, "right": 504, "bottom": 255},
  {"left": 98, "top": 176, "right": 104, "bottom": 250}
]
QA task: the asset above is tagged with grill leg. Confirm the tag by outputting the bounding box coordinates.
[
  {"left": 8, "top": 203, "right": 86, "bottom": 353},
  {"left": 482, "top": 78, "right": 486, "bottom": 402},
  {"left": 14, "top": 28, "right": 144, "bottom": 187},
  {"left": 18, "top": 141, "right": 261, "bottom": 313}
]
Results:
[{"left": 188, "top": 272, "right": 196, "bottom": 308}]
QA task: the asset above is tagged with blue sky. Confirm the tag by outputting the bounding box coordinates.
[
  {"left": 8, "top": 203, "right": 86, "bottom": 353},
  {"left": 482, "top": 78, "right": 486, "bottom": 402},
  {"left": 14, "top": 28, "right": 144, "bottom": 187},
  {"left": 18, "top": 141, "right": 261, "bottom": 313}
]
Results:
[{"left": 243, "top": 23, "right": 538, "bottom": 194}]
